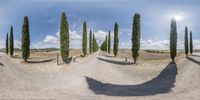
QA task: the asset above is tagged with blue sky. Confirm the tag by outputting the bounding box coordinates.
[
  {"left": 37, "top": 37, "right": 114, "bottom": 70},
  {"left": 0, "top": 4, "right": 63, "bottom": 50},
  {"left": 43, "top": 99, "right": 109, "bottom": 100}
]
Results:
[{"left": 0, "top": 0, "right": 200, "bottom": 49}]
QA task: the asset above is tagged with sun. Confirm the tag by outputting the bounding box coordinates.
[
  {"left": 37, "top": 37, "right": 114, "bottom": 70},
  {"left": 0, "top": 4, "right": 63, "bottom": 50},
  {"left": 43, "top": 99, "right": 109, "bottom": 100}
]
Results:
[{"left": 173, "top": 15, "right": 183, "bottom": 21}]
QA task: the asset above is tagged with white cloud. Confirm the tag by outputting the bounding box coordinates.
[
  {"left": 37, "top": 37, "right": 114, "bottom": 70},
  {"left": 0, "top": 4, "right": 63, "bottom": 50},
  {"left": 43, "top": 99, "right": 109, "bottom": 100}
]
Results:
[
  {"left": 32, "top": 29, "right": 200, "bottom": 50},
  {"left": 0, "top": 39, "right": 21, "bottom": 49},
  {"left": 32, "top": 30, "right": 82, "bottom": 48},
  {"left": 43, "top": 35, "right": 58, "bottom": 43},
  {"left": 94, "top": 30, "right": 114, "bottom": 45},
  {"left": 0, "top": 39, "right": 5, "bottom": 48},
  {"left": 120, "top": 39, "right": 200, "bottom": 50},
  {"left": 94, "top": 30, "right": 107, "bottom": 44},
  {"left": 14, "top": 40, "right": 21, "bottom": 48}
]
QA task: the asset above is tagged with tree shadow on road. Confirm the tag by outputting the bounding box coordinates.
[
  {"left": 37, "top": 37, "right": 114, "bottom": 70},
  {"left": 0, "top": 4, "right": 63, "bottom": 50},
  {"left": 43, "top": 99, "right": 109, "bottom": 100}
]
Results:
[
  {"left": 85, "top": 62, "right": 177, "bottom": 96},
  {"left": 192, "top": 54, "right": 200, "bottom": 58},
  {"left": 187, "top": 56, "right": 200, "bottom": 65},
  {"left": 98, "top": 53, "right": 114, "bottom": 58},
  {"left": 97, "top": 57, "right": 134, "bottom": 65},
  {"left": 27, "top": 58, "right": 56, "bottom": 63},
  {"left": 0, "top": 62, "right": 4, "bottom": 66}
]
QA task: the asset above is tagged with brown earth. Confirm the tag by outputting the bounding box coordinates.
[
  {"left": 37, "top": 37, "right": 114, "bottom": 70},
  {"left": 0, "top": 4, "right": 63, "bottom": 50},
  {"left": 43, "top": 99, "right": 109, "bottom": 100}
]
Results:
[{"left": 0, "top": 49, "right": 199, "bottom": 100}]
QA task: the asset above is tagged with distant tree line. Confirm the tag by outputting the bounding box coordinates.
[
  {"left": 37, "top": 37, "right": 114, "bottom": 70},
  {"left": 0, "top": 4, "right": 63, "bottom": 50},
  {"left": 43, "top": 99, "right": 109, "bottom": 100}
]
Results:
[{"left": 5, "top": 26, "right": 15, "bottom": 57}]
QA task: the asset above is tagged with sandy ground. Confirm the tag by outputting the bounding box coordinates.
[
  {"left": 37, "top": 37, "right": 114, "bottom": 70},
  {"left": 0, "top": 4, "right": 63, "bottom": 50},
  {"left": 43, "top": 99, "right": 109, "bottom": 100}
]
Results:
[{"left": 0, "top": 50, "right": 200, "bottom": 100}]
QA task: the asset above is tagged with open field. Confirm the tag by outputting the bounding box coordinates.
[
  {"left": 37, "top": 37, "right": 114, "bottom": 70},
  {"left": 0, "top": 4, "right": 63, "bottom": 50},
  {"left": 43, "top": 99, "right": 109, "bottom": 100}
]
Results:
[{"left": 0, "top": 49, "right": 200, "bottom": 99}]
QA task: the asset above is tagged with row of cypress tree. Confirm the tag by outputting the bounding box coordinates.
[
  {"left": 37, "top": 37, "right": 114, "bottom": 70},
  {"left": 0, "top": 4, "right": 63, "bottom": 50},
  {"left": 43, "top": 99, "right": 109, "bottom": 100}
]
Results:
[
  {"left": 100, "top": 14, "right": 140, "bottom": 63},
  {"left": 82, "top": 22, "right": 99, "bottom": 57},
  {"left": 90, "top": 30, "right": 99, "bottom": 53},
  {"left": 170, "top": 18, "right": 195, "bottom": 62},
  {"left": 60, "top": 13, "right": 99, "bottom": 63},
  {"left": 5, "top": 26, "right": 14, "bottom": 57},
  {"left": 5, "top": 13, "right": 195, "bottom": 64},
  {"left": 170, "top": 18, "right": 194, "bottom": 62},
  {"left": 100, "top": 23, "right": 117, "bottom": 56},
  {"left": 184, "top": 26, "right": 193, "bottom": 57},
  {"left": 99, "top": 13, "right": 193, "bottom": 63},
  {"left": 6, "top": 12, "right": 99, "bottom": 63},
  {"left": 5, "top": 16, "right": 30, "bottom": 62}
]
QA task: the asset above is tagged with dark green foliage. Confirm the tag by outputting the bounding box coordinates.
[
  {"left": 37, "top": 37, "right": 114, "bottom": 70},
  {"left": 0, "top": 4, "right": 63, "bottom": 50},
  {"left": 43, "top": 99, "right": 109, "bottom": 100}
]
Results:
[
  {"left": 6, "top": 33, "right": 9, "bottom": 54},
  {"left": 10, "top": 26, "right": 14, "bottom": 56},
  {"left": 190, "top": 31, "right": 193, "bottom": 55},
  {"left": 100, "top": 41, "right": 106, "bottom": 51},
  {"left": 184, "top": 26, "right": 188, "bottom": 56},
  {"left": 21, "top": 16, "right": 30, "bottom": 62},
  {"left": 170, "top": 18, "right": 177, "bottom": 62},
  {"left": 60, "top": 12, "right": 70, "bottom": 63},
  {"left": 132, "top": 13, "right": 141, "bottom": 63},
  {"left": 82, "top": 21, "right": 87, "bottom": 56},
  {"left": 105, "top": 35, "right": 108, "bottom": 52},
  {"left": 93, "top": 33, "right": 99, "bottom": 52},
  {"left": 113, "top": 22, "right": 119, "bottom": 57},
  {"left": 89, "top": 29, "right": 93, "bottom": 54},
  {"left": 100, "top": 35, "right": 108, "bottom": 52},
  {"left": 108, "top": 30, "right": 111, "bottom": 54}
]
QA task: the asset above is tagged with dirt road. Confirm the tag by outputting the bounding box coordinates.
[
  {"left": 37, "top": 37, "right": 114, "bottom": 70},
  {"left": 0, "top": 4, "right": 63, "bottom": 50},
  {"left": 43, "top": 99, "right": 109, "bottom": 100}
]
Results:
[{"left": 0, "top": 51, "right": 200, "bottom": 100}]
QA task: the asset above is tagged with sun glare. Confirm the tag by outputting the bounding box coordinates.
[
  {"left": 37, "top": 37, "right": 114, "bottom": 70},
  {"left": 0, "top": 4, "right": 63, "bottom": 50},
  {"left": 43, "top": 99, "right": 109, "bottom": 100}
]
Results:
[{"left": 173, "top": 15, "right": 183, "bottom": 21}]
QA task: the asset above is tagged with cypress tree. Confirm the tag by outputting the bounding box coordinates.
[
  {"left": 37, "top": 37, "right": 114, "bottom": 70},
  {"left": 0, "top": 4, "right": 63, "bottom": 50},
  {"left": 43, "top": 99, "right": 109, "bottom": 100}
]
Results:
[
  {"left": 113, "top": 22, "right": 119, "bottom": 57},
  {"left": 6, "top": 33, "right": 9, "bottom": 54},
  {"left": 93, "top": 33, "right": 98, "bottom": 52},
  {"left": 100, "top": 35, "right": 108, "bottom": 52},
  {"left": 132, "top": 13, "right": 141, "bottom": 63},
  {"left": 60, "top": 12, "right": 70, "bottom": 63},
  {"left": 108, "top": 30, "right": 111, "bottom": 54},
  {"left": 93, "top": 33, "right": 95, "bottom": 52},
  {"left": 10, "top": 26, "right": 14, "bottom": 56},
  {"left": 22, "top": 16, "right": 30, "bottom": 62},
  {"left": 184, "top": 26, "right": 188, "bottom": 57},
  {"left": 100, "top": 40, "right": 105, "bottom": 51},
  {"left": 89, "top": 29, "right": 93, "bottom": 54},
  {"left": 170, "top": 18, "right": 177, "bottom": 62},
  {"left": 82, "top": 21, "right": 87, "bottom": 56},
  {"left": 190, "top": 31, "right": 193, "bottom": 55},
  {"left": 105, "top": 35, "right": 108, "bottom": 52}
]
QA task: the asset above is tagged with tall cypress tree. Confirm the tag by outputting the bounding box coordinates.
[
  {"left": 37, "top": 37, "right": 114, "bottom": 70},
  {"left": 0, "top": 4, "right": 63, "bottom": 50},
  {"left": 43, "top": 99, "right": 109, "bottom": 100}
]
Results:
[
  {"left": 60, "top": 12, "right": 70, "bottom": 63},
  {"left": 93, "top": 33, "right": 95, "bottom": 52},
  {"left": 100, "top": 35, "right": 108, "bottom": 52},
  {"left": 106, "top": 35, "right": 108, "bottom": 52},
  {"left": 170, "top": 18, "right": 177, "bottom": 62},
  {"left": 108, "top": 30, "right": 111, "bottom": 54},
  {"left": 190, "top": 31, "right": 193, "bottom": 55},
  {"left": 132, "top": 13, "right": 141, "bottom": 63},
  {"left": 184, "top": 26, "right": 188, "bottom": 57},
  {"left": 100, "top": 40, "right": 106, "bottom": 51},
  {"left": 22, "top": 16, "right": 30, "bottom": 62},
  {"left": 89, "top": 29, "right": 93, "bottom": 54},
  {"left": 6, "top": 33, "right": 9, "bottom": 54},
  {"left": 82, "top": 21, "right": 87, "bottom": 56},
  {"left": 113, "top": 22, "right": 119, "bottom": 57},
  {"left": 93, "top": 33, "right": 98, "bottom": 52},
  {"left": 10, "top": 26, "right": 14, "bottom": 56}
]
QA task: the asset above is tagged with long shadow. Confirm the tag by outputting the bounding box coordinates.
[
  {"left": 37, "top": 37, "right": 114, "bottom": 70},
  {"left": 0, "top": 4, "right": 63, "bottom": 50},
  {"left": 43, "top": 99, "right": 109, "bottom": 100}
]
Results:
[
  {"left": 0, "top": 62, "right": 4, "bottom": 66},
  {"left": 192, "top": 55, "right": 200, "bottom": 58},
  {"left": 98, "top": 54, "right": 114, "bottom": 58},
  {"left": 97, "top": 57, "right": 134, "bottom": 65},
  {"left": 85, "top": 63, "right": 177, "bottom": 96},
  {"left": 187, "top": 57, "right": 200, "bottom": 65},
  {"left": 27, "top": 58, "right": 56, "bottom": 63}
]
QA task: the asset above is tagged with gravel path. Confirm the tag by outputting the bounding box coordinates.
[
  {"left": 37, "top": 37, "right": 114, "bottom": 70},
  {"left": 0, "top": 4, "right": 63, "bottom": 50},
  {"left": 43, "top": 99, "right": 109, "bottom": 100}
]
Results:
[{"left": 0, "top": 52, "right": 200, "bottom": 100}]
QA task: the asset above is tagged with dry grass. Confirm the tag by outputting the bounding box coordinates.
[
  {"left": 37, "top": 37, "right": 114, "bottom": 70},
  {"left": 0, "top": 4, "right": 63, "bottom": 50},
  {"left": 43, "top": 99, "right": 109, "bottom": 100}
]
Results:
[{"left": 107, "top": 49, "right": 182, "bottom": 61}]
